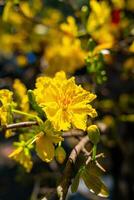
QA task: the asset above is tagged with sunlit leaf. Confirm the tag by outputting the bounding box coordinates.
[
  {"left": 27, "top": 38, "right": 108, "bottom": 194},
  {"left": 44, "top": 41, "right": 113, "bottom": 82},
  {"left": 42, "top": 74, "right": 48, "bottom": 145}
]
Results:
[{"left": 81, "top": 167, "right": 109, "bottom": 198}]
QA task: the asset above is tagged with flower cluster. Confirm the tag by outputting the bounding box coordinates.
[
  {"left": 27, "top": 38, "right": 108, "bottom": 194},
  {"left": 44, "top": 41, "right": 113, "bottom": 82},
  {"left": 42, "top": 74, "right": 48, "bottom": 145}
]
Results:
[
  {"left": 44, "top": 16, "right": 86, "bottom": 74},
  {"left": 0, "top": 71, "right": 97, "bottom": 171}
]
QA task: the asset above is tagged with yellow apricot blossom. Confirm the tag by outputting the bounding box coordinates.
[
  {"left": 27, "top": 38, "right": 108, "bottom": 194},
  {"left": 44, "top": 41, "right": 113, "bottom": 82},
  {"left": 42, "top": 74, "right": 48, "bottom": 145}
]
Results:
[
  {"left": 44, "top": 36, "right": 86, "bottom": 75},
  {"left": 87, "top": 0, "right": 115, "bottom": 47},
  {"left": 0, "top": 89, "right": 13, "bottom": 125},
  {"left": 13, "top": 79, "right": 29, "bottom": 112},
  {"left": 60, "top": 16, "right": 78, "bottom": 37},
  {"left": 0, "top": 89, "right": 14, "bottom": 137},
  {"left": 36, "top": 120, "right": 63, "bottom": 162},
  {"left": 9, "top": 146, "right": 33, "bottom": 172},
  {"left": 33, "top": 71, "right": 97, "bottom": 131}
]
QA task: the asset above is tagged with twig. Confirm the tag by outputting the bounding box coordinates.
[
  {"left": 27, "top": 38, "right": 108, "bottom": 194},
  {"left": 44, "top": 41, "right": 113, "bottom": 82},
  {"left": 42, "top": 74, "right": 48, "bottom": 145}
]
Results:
[
  {"left": 1, "top": 121, "right": 38, "bottom": 131},
  {"left": 1, "top": 122, "right": 86, "bottom": 138},
  {"left": 62, "top": 129, "right": 85, "bottom": 137},
  {"left": 44, "top": 136, "right": 90, "bottom": 200}
]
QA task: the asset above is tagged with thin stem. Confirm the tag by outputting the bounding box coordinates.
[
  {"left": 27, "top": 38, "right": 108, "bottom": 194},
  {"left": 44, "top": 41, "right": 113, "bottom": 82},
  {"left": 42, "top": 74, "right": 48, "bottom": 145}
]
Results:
[
  {"left": 2, "top": 121, "right": 38, "bottom": 130},
  {"left": 12, "top": 109, "right": 42, "bottom": 123},
  {"left": 92, "top": 144, "right": 97, "bottom": 161}
]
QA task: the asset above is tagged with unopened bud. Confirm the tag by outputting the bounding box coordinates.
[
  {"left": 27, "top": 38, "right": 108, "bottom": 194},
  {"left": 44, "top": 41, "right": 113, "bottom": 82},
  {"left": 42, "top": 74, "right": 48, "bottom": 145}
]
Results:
[
  {"left": 55, "top": 146, "right": 66, "bottom": 164},
  {"left": 87, "top": 125, "right": 100, "bottom": 144}
]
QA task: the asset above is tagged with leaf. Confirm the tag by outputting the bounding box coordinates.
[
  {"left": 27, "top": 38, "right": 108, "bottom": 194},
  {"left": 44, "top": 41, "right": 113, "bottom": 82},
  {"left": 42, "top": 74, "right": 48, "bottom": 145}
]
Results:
[
  {"left": 86, "top": 161, "right": 103, "bottom": 177},
  {"left": 71, "top": 168, "right": 84, "bottom": 193},
  {"left": 81, "top": 168, "right": 109, "bottom": 198},
  {"left": 28, "top": 90, "right": 45, "bottom": 119}
]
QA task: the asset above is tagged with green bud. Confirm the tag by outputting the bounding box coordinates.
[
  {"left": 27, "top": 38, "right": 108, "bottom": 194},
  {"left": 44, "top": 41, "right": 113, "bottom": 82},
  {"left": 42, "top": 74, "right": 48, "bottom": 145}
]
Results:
[
  {"left": 87, "top": 125, "right": 100, "bottom": 144},
  {"left": 55, "top": 146, "right": 66, "bottom": 164}
]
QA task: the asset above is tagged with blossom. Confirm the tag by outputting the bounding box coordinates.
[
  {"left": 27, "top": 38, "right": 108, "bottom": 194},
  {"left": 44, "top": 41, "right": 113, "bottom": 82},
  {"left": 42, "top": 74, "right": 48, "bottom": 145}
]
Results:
[
  {"left": 87, "top": 0, "right": 115, "bottom": 47},
  {"left": 44, "top": 36, "right": 86, "bottom": 75},
  {"left": 9, "top": 146, "right": 33, "bottom": 172},
  {"left": 0, "top": 89, "right": 13, "bottom": 125},
  {"left": 33, "top": 71, "right": 97, "bottom": 131},
  {"left": 35, "top": 120, "right": 63, "bottom": 162},
  {"left": 60, "top": 16, "right": 78, "bottom": 37},
  {"left": 13, "top": 79, "right": 29, "bottom": 112}
]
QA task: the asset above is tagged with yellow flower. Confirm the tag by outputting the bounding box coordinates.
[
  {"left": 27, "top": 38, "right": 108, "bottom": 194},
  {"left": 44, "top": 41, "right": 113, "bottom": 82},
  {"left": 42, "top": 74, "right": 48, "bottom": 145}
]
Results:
[
  {"left": 34, "top": 71, "right": 97, "bottom": 131},
  {"left": 60, "top": 16, "right": 78, "bottom": 37},
  {"left": 87, "top": 0, "right": 111, "bottom": 33},
  {"left": 9, "top": 147, "right": 33, "bottom": 172},
  {"left": 13, "top": 79, "right": 29, "bottom": 112},
  {"left": 87, "top": 0, "right": 114, "bottom": 48},
  {"left": 44, "top": 36, "right": 86, "bottom": 75},
  {"left": 0, "top": 89, "right": 13, "bottom": 125},
  {"left": 35, "top": 120, "right": 63, "bottom": 162}
]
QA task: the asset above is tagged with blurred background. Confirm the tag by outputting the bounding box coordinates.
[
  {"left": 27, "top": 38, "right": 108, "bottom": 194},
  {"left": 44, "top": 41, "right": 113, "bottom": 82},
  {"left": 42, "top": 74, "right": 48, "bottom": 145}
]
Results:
[{"left": 0, "top": 0, "right": 134, "bottom": 200}]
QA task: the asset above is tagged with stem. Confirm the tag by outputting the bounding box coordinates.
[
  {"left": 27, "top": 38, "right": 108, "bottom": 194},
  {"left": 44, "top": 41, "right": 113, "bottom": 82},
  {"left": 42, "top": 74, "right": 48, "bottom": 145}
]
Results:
[
  {"left": 12, "top": 109, "right": 42, "bottom": 123},
  {"left": 3, "top": 121, "right": 38, "bottom": 130},
  {"left": 92, "top": 144, "right": 97, "bottom": 161},
  {"left": 62, "top": 129, "right": 85, "bottom": 137},
  {"left": 44, "top": 136, "right": 91, "bottom": 200}
]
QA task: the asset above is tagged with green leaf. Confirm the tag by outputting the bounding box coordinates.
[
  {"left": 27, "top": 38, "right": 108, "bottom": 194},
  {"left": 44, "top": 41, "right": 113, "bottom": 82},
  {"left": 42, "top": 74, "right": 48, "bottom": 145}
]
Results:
[
  {"left": 71, "top": 172, "right": 80, "bottom": 193},
  {"left": 71, "top": 168, "right": 84, "bottom": 193},
  {"left": 28, "top": 90, "right": 45, "bottom": 119},
  {"left": 81, "top": 168, "right": 109, "bottom": 198},
  {"left": 86, "top": 161, "right": 102, "bottom": 177}
]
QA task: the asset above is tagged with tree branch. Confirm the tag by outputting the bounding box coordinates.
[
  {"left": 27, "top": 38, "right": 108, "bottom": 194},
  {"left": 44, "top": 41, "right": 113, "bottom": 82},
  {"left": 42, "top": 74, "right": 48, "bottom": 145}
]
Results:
[
  {"left": 44, "top": 135, "right": 90, "bottom": 200},
  {"left": 1, "top": 121, "right": 86, "bottom": 138},
  {"left": 1, "top": 121, "right": 38, "bottom": 131}
]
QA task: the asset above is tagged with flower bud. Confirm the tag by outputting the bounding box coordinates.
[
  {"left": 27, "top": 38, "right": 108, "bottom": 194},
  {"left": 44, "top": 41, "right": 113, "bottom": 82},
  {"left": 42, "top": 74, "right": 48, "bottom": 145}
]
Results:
[
  {"left": 55, "top": 146, "right": 66, "bottom": 164},
  {"left": 87, "top": 125, "right": 100, "bottom": 144}
]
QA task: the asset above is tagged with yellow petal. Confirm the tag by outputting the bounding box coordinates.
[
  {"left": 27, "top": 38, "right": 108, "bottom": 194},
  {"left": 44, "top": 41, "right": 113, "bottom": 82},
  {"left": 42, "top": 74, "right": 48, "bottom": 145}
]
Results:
[
  {"left": 36, "top": 135, "right": 54, "bottom": 162},
  {"left": 50, "top": 109, "right": 71, "bottom": 131},
  {"left": 72, "top": 113, "right": 87, "bottom": 131}
]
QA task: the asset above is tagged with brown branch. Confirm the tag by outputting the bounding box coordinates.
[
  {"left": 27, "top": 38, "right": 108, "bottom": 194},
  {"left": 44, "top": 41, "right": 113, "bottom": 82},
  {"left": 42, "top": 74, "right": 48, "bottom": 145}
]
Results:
[
  {"left": 1, "top": 121, "right": 38, "bottom": 131},
  {"left": 62, "top": 129, "right": 85, "bottom": 137},
  {"left": 45, "top": 135, "right": 90, "bottom": 200},
  {"left": 1, "top": 122, "right": 86, "bottom": 138},
  {"left": 41, "top": 136, "right": 90, "bottom": 200}
]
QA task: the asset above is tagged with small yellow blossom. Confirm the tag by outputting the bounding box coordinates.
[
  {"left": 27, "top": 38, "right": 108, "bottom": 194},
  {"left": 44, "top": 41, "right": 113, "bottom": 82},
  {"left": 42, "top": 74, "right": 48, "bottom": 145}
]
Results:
[
  {"left": 9, "top": 147, "right": 33, "bottom": 172},
  {"left": 36, "top": 120, "right": 63, "bottom": 162},
  {"left": 44, "top": 37, "right": 86, "bottom": 74},
  {"left": 60, "top": 16, "right": 78, "bottom": 37},
  {"left": 87, "top": 0, "right": 115, "bottom": 48},
  {"left": 0, "top": 89, "right": 13, "bottom": 125},
  {"left": 34, "top": 71, "right": 97, "bottom": 131},
  {"left": 13, "top": 79, "right": 29, "bottom": 112}
]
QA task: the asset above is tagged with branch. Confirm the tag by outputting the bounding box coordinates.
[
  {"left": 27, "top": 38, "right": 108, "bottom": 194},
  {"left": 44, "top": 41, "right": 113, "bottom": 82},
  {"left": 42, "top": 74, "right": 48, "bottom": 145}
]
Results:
[
  {"left": 1, "top": 121, "right": 86, "bottom": 138},
  {"left": 44, "top": 135, "right": 90, "bottom": 200},
  {"left": 1, "top": 121, "right": 38, "bottom": 131},
  {"left": 62, "top": 129, "right": 85, "bottom": 137}
]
